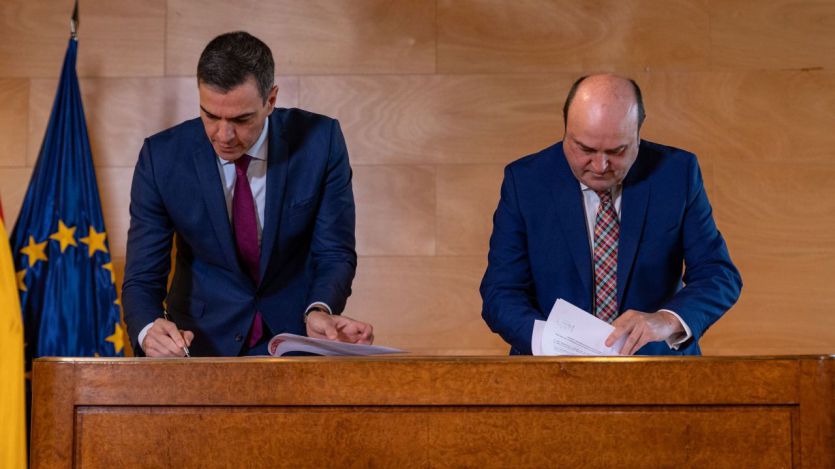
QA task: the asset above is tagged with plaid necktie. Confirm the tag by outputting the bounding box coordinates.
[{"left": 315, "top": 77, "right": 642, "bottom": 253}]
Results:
[
  {"left": 232, "top": 154, "right": 263, "bottom": 347},
  {"left": 593, "top": 190, "right": 618, "bottom": 323}
]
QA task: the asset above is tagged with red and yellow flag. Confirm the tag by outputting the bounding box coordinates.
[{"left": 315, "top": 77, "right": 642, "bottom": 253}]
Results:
[{"left": 0, "top": 201, "right": 26, "bottom": 468}]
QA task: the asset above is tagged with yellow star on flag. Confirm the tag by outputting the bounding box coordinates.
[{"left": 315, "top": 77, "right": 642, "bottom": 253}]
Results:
[
  {"left": 79, "top": 226, "right": 108, "bottom": 257},
  {"left": 105, "top": 322, "right": 125, "bottom": 354},
  {"left": 49, "top": 220, "right": 77, "bottom": 253},
  {"left": 16, "top": 269, "right": 27, "bottom": 292},
  {"left": 102, "top": 262, "right": 116, "bottom": 284},
  {"left": 20, "top": 235, "right": 48, "bottom": 267}
]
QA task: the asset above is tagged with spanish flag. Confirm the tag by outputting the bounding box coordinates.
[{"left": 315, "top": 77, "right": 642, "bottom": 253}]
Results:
[{"left": 0, "top": 200, "right": 26, "bottom": 468}]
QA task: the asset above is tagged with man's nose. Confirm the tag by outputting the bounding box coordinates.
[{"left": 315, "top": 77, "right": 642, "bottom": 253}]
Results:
[
  {"left": 217, "top": 121, "right": 235, "bottom": 142},
  {"left": 590, "top": 153, "right": 609, "bottom": 173}
]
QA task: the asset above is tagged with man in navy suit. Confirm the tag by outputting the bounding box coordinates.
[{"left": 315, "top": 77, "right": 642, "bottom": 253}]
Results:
[
  {"left": 480, "top": 74, "right": 742, "bottom": 356},
  {"left": 123, "top": 31, "right": 373, "bottom": 356}
]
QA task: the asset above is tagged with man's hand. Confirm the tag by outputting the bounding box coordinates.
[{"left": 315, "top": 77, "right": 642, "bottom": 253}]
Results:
[
  {"left": 305, "top": 310, "right": 374, "bottom": 345},
  {"left": 141, "top": 318, "right": 194, "bottom": 357},
  {"left": 605, "top": 309, "right": 684, "bottom": 355}
]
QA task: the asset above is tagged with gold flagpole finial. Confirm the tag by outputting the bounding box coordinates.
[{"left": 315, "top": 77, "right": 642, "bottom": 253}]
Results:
[{"left": 70, "top": 0, "right": 79, "bottom": 39}]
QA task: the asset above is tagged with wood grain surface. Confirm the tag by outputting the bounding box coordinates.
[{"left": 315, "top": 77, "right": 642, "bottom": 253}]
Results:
[
  {"left": 166, "top": 0, "right": 436, "bottom": 75},
  {"left": 29, "top": 356, "right": 834, "bottom": 468},
  {"left": 0, "top": 0, "right": 165, "bottom": 78},
  {"left": 1, "top": 0, "right": 834, "bottom": 356},
  {"left": 438, "top": 0, "right": 710, "bottom": 73},
  {"left": 300, "top": 74, "right": 564, "bottom": 165}
]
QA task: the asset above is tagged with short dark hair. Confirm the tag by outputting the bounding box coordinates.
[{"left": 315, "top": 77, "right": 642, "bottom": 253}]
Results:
[
  {"left": 562, "top": 75, "right": 646, "bottom": 129},
  {"left": 197, "top": 31, "right": 275, "bottom": 103}
]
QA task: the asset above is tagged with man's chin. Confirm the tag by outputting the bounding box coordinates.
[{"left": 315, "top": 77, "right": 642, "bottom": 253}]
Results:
[
  {"left": 215, "top": 148, "right": 243, "bottom": 161},
  {"left": 583, "top": 178, "right": 616, "bottom": 192}
]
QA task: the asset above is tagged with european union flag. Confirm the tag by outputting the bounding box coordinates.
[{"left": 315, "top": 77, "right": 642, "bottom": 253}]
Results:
[{"left": 10, "top": 36, "right": 124, "bottom": 366}]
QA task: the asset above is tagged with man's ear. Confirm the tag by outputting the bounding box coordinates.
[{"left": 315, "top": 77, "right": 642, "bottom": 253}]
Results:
[{"left": 267, "top": 84, "right": 278, "bottom": 108}]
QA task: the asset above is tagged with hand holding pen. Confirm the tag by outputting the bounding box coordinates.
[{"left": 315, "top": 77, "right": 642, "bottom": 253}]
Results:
[
  {"left": 163, "top": 310, "right": 191, "bottom": 357},
  {"left": 140, "top": 312, "right": 193, "bottom": 357}
]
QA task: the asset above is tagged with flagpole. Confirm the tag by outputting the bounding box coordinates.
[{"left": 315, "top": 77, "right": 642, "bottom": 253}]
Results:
[{"left": 70, "top": 0, "right": 78, "bottom": 40}]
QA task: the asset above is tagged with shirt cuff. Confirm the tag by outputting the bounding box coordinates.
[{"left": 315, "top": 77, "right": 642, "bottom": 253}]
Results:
[
  {"left": 137, "top": 321, "right": 154, "bottom": 352},
  {"left": 304, "top": 302, "right": 333, "bottom": 320},
  {"left": 660, "top": 309, "right": 692, "bottom": 350}
]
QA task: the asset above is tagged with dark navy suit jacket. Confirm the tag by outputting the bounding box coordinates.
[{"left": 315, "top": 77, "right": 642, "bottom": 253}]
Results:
[
  {"left": 122, "top": 108, "right": 357, "bottom": 356},
  {"left": 480, "top": 140, "right": 742, "bottom": 355}
]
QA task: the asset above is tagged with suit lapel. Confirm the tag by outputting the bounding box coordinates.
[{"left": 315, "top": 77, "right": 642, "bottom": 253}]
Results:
[
  {"left": 258, "top": 113, "right": 289, "bottom": 283},
  {"left": 617, "top": 154, "right": 650, "bottom": 309},
  {"left": 548, "top": 149, "right": 593, "bottom": 301},
  {"left": 192, "top": 135, "right": 240, "bottom": 270}
]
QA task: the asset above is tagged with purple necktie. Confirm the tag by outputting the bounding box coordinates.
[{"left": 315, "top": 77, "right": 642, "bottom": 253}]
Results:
[{"left": 233, "top": 154, "right": 263, "bottom": 347}]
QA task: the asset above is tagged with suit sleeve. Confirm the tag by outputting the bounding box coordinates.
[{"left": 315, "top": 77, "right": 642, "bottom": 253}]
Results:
[
  {"left": 121, "top": 139, "right": 174, "bottom": 353},
  {"left": 480, "top": 166, "right": 545, "bottom": 354},
  {"left": 305, "top": 120, "right": 357, "bottom": 314},
  {"left": 661, "top": 156, "right": 742, "bottom": 343}
]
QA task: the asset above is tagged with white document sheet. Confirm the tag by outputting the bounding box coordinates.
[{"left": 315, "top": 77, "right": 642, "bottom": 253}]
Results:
[
  {"left": 532, "top": 319, "right": 546, "bottom": 355},
  {"left": 267, "top": 333, "right": 404, "bottom": 357},
  {"left": 539, "top": 299, "right": 626, "bottom": 356}
]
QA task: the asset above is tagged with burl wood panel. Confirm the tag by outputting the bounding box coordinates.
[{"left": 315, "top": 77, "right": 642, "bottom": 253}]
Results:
[
  {"left": 75, "top": 407, "right": 792, "bottom": 468},
  {"left": 30, "top": 357, "right": 833, "bottom": 468}
]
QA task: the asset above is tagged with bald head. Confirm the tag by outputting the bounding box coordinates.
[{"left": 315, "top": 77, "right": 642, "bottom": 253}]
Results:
[
  {"left": 560, "top": 74, "right": 644, "bottom": 192},
  {"left": 562, "top": 74, "right": 645, "bottom": 132}
]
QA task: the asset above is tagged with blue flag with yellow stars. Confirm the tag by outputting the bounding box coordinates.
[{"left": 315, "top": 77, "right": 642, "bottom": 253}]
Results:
[{"left": 10, "top": 37, "right": 124, "bottom": 365}]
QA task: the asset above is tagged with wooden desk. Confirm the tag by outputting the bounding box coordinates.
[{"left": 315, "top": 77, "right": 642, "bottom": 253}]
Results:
[{"left": 31, "top": 356, "right": 833, "bottom": 468}]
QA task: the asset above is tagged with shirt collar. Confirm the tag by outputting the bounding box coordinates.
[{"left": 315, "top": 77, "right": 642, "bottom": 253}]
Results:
[
  {"left": 579, "top": 181, "right": 622, "bottom": 199},
  {"left": 218, "top": 117, "right": 269, "bottom": 165}
]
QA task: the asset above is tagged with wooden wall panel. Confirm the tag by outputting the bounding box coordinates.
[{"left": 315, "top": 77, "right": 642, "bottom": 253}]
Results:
[
  {"left": 345, "top": 256, "right": 507, "bottom": 354},
  {"left": 0, "top": 79, "right": 28, "bottom": 166},
  {"left": 300, "top": 75, "right": 564, "bottom": 165},
  {"left": 354, "top": 165, "right": 436, "bottom": 256},
  {"left": 0, "top": 167, "right": 34, "bottom": 226},
  {"left": 710, "top": 0, "right": 835, "bottom": 71},
  {"left": 2, "top": 0, "right": 835, "bottom": 356},
  {"left": 436, "top": 164, "right": 504, "bottom": 256},
  {"left": 706, "top": 160, "right": 835, "bottom": 354},
  {"left": 641, "top": 72, "right": 835, "bottom": 167},
  {"left": 166, "top": 0, "right": 436, "bottom": 76},
  {"left": 437, "top": 0, "right": 710, "bottom": 73},
  {"left": 26, "top": 76, "right": 300, "bottom": 168},
  {"left": 0, "top": 0, "right": 165, "bottom": 78},
  {"left": 95, "top": 167, "right": 133, "bottom": 259},
  {"left": 704, "top": 283, "right": 835, "bottom": 355}
]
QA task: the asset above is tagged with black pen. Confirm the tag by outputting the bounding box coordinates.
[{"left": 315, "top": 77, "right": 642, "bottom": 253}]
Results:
[{"left": 163, "top": 310, "right": 191, "bottom": 357}]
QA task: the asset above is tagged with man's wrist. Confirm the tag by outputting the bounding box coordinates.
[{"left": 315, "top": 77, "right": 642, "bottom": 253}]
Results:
[
  {"left": 657, "top": 309, "right": 691, "bottom": 347},
  {"left": 304, "top": 304, "right": 332, "bottom": 323}
]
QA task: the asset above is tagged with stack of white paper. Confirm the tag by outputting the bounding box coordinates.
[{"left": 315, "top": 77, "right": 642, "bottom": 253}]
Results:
[
  {"left": 267, "top": 333, "right": 404, "bottom": 357},
  {"left": 533, "top": 299, "right": 625, "bottom": 356}
]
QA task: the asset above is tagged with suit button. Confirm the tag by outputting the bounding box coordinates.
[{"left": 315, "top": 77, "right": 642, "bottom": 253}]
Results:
[{"left": 234, "top": 333, "right": 243, "bottom": 342}]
